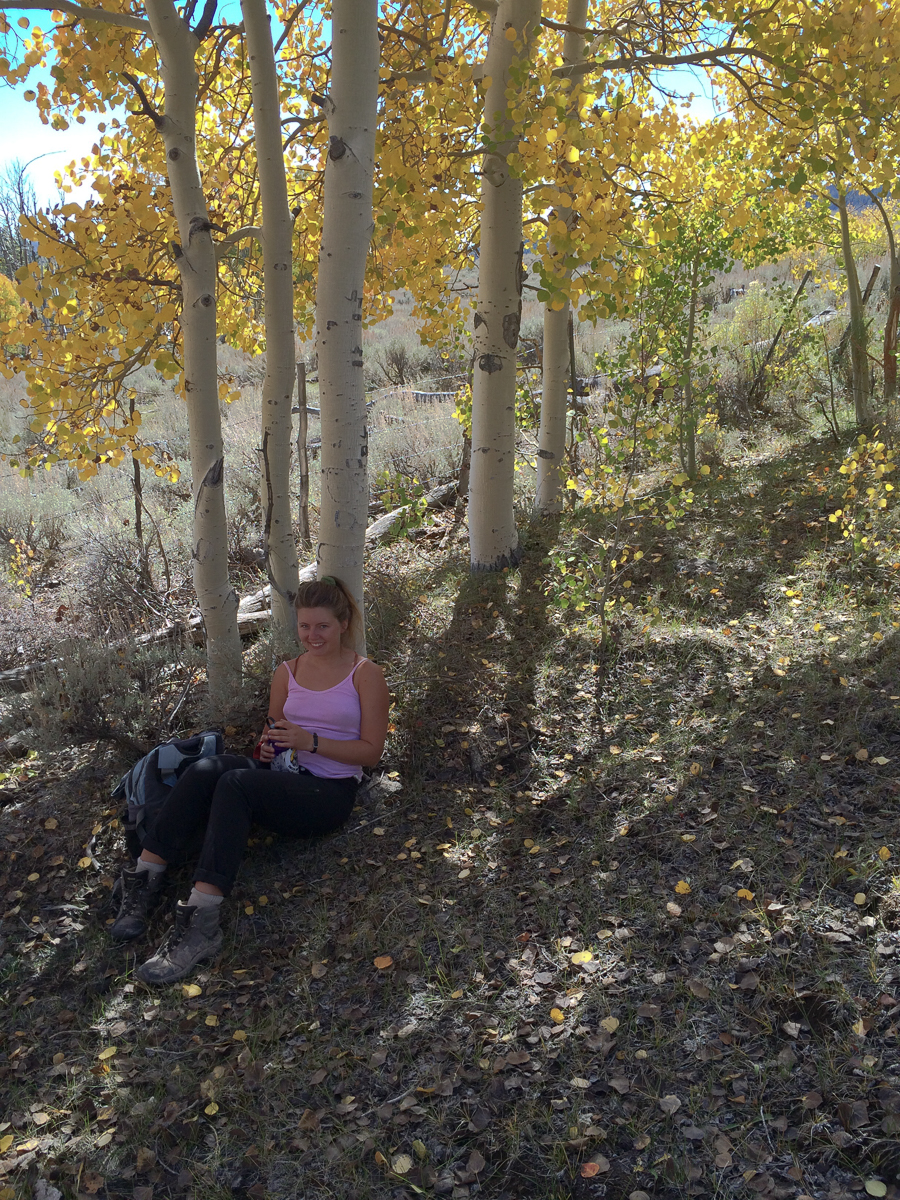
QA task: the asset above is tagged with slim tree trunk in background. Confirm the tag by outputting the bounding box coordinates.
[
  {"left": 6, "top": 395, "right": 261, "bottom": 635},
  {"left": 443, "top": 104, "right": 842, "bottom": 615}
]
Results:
[
  {"left": 145, "top": 0, "right": 242, "bottom": 708},
  {"left": 535, "top": 0, "right": 586, "bottom": 515},
  {"left": 680, "top": 251, "right": 700, "bottom": 479},
  {"left": 469, "top": 0, "right": 541, "bottom": 570},
  {"left": 836, "top": 188, "right": 873, "bottom": 426},
  {"left": 315, "top": 0, "right": 378, "bottom": 642},
  {"left": 866, "top": 187, "right": 900, "bottom": 407},
  {"left": 241, "top": 0, "right": 300, "bottom": 632},
  {"left": 297, "top": 361, "right": 311, "bottom": 551}
]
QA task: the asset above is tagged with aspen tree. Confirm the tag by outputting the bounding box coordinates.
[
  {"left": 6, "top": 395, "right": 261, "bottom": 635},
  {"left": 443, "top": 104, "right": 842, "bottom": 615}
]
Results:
[
  {"left": 0, "top": 0, "right": 242, "bottom": 707},
  {"left": 315, "top": 0, "right": 379, "bottom": 634},
  {"left": 469, "top": 0, "right": 541, "bottom": 571},
  {"left": 535, "top": 0, "right": 585, "bottom": 516},
  {"left": 240, "top": 0, "right": 301, "bottom": 632}
]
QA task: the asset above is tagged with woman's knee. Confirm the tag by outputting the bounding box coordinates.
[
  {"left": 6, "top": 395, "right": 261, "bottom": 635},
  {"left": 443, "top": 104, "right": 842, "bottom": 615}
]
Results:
[{"left": 209, "top": 770, "right": 256, "bottom": 816}]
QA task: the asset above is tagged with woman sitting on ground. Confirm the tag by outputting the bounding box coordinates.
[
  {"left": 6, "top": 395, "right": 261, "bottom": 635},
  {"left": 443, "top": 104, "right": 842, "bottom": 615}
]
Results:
[{"left": 111, "top": 576, "right": 389, "bottom": 985}]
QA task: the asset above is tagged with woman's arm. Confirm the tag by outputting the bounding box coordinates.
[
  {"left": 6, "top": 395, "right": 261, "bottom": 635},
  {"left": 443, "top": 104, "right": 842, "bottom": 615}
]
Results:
[{"left": 269, "top": 660, "right": 390, "bottom": 767}]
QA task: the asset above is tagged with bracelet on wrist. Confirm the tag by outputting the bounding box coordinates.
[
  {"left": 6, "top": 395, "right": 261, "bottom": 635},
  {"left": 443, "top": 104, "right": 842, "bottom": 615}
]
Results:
[{"left": 310, "top": 732, "right": 318, "bottom": 754}]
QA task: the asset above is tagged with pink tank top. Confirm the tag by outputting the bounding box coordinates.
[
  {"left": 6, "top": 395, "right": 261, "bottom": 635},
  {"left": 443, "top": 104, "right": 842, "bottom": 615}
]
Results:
[{"left": 280, "top": 657, "right": 364, "bottom": 780}]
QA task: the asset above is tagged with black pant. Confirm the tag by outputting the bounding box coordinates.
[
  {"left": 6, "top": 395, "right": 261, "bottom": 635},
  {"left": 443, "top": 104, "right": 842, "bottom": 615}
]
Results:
[{"left": 142, "top": 754, "right": 357, "bottom": 895}]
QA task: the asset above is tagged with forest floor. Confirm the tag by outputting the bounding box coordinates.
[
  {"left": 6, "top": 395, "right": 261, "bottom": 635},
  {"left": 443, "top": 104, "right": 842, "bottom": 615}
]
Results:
[{"left": 1, "top": 427, "right": 900, "bottom": 1200}]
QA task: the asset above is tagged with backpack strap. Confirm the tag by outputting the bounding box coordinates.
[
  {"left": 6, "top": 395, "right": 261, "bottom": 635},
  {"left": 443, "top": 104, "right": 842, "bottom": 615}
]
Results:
[
  {"left": 200, "top": 733, "right": 219, "bottom": 759},
  {"left": 157, "top": 743, "right": 185, "bottom": 787}
]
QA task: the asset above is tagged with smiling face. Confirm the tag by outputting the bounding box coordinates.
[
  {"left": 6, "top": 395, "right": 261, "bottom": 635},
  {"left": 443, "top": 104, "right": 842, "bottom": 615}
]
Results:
[{"left": 296, "top": 606, "right": 349, "bottom": 656}]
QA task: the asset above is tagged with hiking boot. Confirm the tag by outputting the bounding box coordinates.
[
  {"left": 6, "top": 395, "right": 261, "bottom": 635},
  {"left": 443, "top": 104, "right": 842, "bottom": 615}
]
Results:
[
  {"left": 136, "top": 902, "right": 223, "bottom": 985},
  {"left": 110, "top": 867, "right": 166, "bottom": 941}
]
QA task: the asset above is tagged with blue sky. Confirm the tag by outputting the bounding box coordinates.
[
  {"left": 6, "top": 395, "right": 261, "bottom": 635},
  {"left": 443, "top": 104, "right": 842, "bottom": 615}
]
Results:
[{"left": 0, "top": 83, "right": 105, "bottom": 204}]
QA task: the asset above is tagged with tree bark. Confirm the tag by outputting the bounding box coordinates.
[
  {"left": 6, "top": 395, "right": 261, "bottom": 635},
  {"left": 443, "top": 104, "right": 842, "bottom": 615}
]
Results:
[
  {"left": 866, "top": 187, "right": 900, "bottom": 407},
  {"left": 144, "top": 0, "right": 242, "bottom": 710},
  {"left": 296, "top": 361, "right": 312, "bottom": 551},
  {"left": 680, "top": 250, "right": 700, "bottom": 479},
  {"left": 836, "top": 187, "right": 873, "bottom": 426},
  {"left": 535, "top": 0, "right": 586, "bottom": 515},
  {"left": 315, "top": 0, "right": 379, "bottom": 643},
  {"left": 241, "top": 0, "right": 300, "bottom": 631},
  {"left": 469, "top": 0, "right": 541, "bottom": 569}
]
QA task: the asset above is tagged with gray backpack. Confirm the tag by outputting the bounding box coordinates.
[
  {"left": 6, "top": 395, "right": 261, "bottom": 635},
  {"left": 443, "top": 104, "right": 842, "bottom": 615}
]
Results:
[{"left": 112, "top": 731, "right": 223, "bottom": 857}]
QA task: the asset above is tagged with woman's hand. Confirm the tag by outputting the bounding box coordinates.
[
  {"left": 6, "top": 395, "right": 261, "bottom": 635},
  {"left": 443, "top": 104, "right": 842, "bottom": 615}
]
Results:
[
  {"left": 268, "top": 718, "right": 314, "bottom": 755},
  {"left": 257, "top": 729, "right": 276, "bottom": 764}
]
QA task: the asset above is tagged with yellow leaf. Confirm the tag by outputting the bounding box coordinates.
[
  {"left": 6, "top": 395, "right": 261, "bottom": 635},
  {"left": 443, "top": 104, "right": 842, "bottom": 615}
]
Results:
[
  {"left": 44, "top": 818, "right": 57, "bottom": 830},
  {"left": 204, "top": 1102, "right": 219, "bottom": 1116},
  {"left": 392, "top": 1153, "right": 414, "bottom": 1174},
  {"left": 550, "top": 1007, "right": 565, "bottom": 1024},
  {"left": 78, "top": 856, "right": 92, "bottom": 869},
  {"left": 182, "top": 983, "right": 202, "bottom": 998},
  {"left": 374, "top": 955, "right": 394, "bottom": 970},
  {"left": 0, "top": 1136, "right": 12, "bottom": 1153},
  {"left": 674, "top": 880, "right": 691, "bottom": 895},
  {"left": 855, "top": 748, "right": 869, "bottom": 761},
  {"left": 599, "top": 1016, "right": 619, "bottom": 1033},
  {"left": 233, "top": 1030, "right": 247, "bottom": 1041},
  {"left": 854, "top": 893, "right": 867, "bottom": 906},
  {"left": 689, "top": 762, "right": 702, "bottom": 776},
  {"left": 879, "top": 846, "right": 892, "bottom": 862},
  {"left": 205, "top": 1015, "right": 218, "bottom": 1027},
  {"left": 571, "top": 950, "right": 593, "bottom": 965},
  {"left": 450, "top": 989, "right": 464, "bottom": 999},
  {"left": 97, "top": 1046, "right": 117, "bottom": 1060},
  {"left": 736, "top": 888, "right": 755, "bottom": 900},
  {"left": 852, "top": 1019, "right": 867, "bottom": 1038}
]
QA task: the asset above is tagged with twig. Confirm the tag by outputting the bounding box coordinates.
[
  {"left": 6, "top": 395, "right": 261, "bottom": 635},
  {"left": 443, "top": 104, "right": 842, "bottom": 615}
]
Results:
[{"left": 122, "top": 71, "right": 164, "bottom": 129}]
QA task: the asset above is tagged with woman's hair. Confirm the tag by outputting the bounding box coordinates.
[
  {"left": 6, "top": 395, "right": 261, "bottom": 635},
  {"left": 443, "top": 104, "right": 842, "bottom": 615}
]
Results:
[{"left": 294, "top": 576, "right": 361, "bottom": 646}]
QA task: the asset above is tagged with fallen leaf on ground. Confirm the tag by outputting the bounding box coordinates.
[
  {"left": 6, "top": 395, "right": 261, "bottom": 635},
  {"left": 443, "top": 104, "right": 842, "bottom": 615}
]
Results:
[
  {"left": 581, "top": 1156, "right": 610, "bottom": 1177},
  {"left": 675, "top": 880, "right": 691, "bottom": 894},
  {"left": 391, "top": 1153, "right": 413, "bottom": 1175},
  {"left": 550, "top": 1008, "right": 565, "bottom": 1024},
  {"left": 599, "top": 1016, "right": 619, "bottom": 1033},
  {"left": 374, "top": 955, "right": 393, "bottom": 970},
  {"left": 659, "top": 1095, "right": 681, "bottom": 1115},
  {"left": 467, "top": 1149, "right": 486, "bottom": 1174}
]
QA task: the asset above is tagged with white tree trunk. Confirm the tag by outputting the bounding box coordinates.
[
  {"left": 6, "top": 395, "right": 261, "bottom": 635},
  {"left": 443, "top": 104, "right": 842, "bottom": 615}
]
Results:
[
  {"left": 241, "top": 0, "right": 300, "bottom": 633},
  {"left": 145, "top": 0, "right": 242, "bottom": 707},
  {"left": 469, "top": 0, "right": 541, "bottom": 569},
  {"left": 315, "top": 0, "right": 378, "bottom": 641},
  {"left": 535, "top": 0, "right": 587, "bottom": 515}
]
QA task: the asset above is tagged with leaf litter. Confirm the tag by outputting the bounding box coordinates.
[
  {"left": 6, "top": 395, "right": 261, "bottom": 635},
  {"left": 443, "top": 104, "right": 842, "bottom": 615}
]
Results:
[{"left": 2, "top": 443, "right": 900, "bottom": 1198}]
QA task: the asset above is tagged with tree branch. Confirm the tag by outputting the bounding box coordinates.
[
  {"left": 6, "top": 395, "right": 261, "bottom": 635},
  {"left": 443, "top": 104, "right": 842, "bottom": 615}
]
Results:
[
  {"left": 555, "top": 44, "right": 781, "bottom": 78},
  {"left": 191, "top": 0, "right": 216, "bottom": 41},
  {"left": 122, "top": 71, "right": 164, "bottom": 128},
  {"left": 215, "top": 225, "right": 262, "bottom": 259},
  {"left": 2, "top": 0, "right": 151, "bottom": 32}
]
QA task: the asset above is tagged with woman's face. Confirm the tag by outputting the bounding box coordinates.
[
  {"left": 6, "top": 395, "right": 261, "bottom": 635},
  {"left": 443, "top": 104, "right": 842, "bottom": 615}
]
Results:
[{"left": 296, "top": 606, "right": 348, "bottom": 655}]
